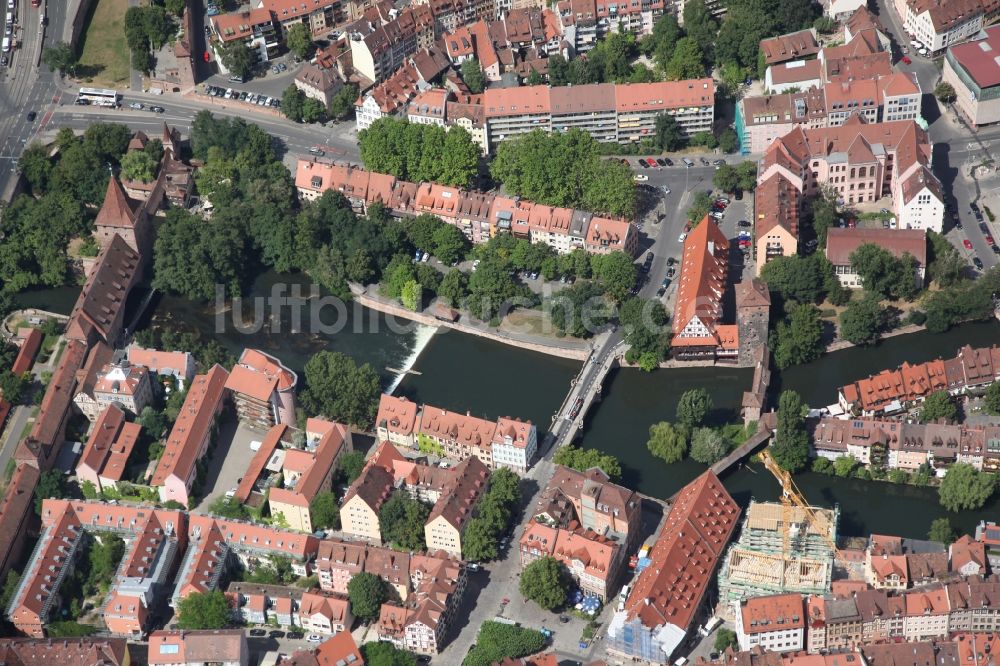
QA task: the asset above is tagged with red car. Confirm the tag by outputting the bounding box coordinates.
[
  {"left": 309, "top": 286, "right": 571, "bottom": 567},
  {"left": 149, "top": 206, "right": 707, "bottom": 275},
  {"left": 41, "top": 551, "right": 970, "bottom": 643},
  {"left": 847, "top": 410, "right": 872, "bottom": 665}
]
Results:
[
  {"left": 986, "top": 234, "right": 995, "bottom": 245},
  {"left": 901, "top": 56, "right": 912, "bottom": 64},
  {"left": 964, "top": 239, "right": 974, "bottom": 250}
]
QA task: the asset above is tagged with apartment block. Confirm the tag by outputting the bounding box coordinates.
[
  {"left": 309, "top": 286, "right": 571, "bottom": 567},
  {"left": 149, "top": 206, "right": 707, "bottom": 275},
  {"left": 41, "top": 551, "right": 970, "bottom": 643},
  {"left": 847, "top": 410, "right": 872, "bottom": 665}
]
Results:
[
  {"left": 891, "top": 0, "right": 1000, "bottom": 54},
  {"left": 733, "top": 593, "right": 806, "bottom": 653},
  {"left": 483, "top": 79, "right": 715, "bottom": 150},
  {"left": 75, "top": 405, "right": 141, "bottom": 493},
  {"left": 354, "top": 48, "right": 450, "bottom": 132},
  {"left": 126, "top": 346, "right": 196, "bottom": 390},
  {"left": 825, "top": 228, "right": 927, "bottom": 290},
  {"left": 225, "top": 349, "right": 297, "bottom": 431},
  {"left": 211, "top": 9, "right": 280, "bottom": 65},
  {"left": 0, "top": 639, "right": 129, "bottom": 666},
  {"left": 839, "top": 344, "right": 1000, "bottom": 416},
  {"left": 151, "top": 365, "right": 230, "bottom": 508},
  {"left": 73, "top": 361, "right": 154, "bottom": 421},
  {"left": 340, "top": 442, "right": 489, "bottom": 557},
  {"left": 375, "top": 555, "right": 466, "bottom": 655},
  {"left": 519, "top": 522, "right": 622, "bottom": 600},
  {"left": 148, "top": 630, "right": 248, "bottom": 666},
  {"left": 295, "top": 160, "right": 638, "bottom": 255}
]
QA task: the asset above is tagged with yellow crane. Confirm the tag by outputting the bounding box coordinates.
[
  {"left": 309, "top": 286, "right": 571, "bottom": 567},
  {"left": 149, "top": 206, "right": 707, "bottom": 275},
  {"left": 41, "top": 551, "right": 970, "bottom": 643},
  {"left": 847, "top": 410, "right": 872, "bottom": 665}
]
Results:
[{"left": 759, "top": 449, "right": 837, "bottom": 554}]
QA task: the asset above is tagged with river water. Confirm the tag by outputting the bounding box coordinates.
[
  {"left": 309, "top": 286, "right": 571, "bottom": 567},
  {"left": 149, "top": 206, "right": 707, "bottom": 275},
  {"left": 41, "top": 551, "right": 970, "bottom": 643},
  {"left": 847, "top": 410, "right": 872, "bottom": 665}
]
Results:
[{"left": 17, "top": 274, "right": 1000, "bottom": 539}]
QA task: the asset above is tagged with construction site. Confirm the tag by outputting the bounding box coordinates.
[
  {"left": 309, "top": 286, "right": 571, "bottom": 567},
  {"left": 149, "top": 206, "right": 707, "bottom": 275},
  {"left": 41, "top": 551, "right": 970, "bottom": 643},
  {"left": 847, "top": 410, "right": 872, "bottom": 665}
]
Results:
[{"left": 717, "top": 452, "right": 840, "bottom": 606}]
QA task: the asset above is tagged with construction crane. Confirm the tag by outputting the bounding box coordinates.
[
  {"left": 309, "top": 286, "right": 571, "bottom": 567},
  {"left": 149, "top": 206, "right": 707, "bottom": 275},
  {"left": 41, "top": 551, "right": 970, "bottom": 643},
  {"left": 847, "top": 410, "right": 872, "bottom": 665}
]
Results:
[{"left": 759, "top": 449, "right": 837, "bottom": 555}]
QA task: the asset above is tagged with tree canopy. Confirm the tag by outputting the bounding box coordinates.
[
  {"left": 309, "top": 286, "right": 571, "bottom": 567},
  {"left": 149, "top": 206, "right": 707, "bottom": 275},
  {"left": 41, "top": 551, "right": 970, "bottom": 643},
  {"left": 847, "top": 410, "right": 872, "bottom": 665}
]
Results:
[
  {"left": 919, "top": 391, "right": 957, "bottom": 423},
  {"left": 647, "top": 421, "right": 689, "bottom": 464},
  {"left": 848, "top": 243, "right": 921, "bottom": 301},
  {"left": 300, "top": 351, "right": 381, "bottom": 428},
  {"left": 309, "top": 491, "right": 340, "bottom": 531},
  {"left": 690, "top": 428, "right": 728, "bottom": 464},
  {"left": 348, "top": 572, "right": 389, "bottom": 622},
  {"left": 463, "top": 621, "right": 547, "bottom": 666},
  {"left": 379, "top": 492, "right": 430, "bottom": 550},
  {"left": 938, "top": 463, "right": 996, "bottom": 512},
  {"left": 361, "top": 642, "right": 417, "bottom": 666},
  {"left": 771, "top": 303, "right": 824, "bottom": 370},
  {"left": 491, "top": 129, "right": 635, "bottom": 218},
  {"left": 772, "top": 390, "right": 809, "bottom": 473},
  {"left": 176, "top": 590, "right": 231, "bottom": 630},
  {"left": 553, "top": 445, "right": 622, "bottom": 480},
  {"left": 519, "top": 556, "right": 571, "bottom": 610},
  {"left": 359, "top": 118, "right": 480, "bottom": 188},
  {"left": 676, "top": 388, "right": 713, "bottom": 428},
  {"left": 838, "top": 296, "right": 885, "bottom": 346},
  {"left": 461, "top": 57, "right": 486, "bottom": 93}
]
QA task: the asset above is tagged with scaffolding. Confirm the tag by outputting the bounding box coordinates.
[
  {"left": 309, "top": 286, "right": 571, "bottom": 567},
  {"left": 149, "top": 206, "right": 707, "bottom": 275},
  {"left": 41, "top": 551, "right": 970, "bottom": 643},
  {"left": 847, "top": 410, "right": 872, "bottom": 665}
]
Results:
[{"left": 717, "top": 499, "right": 838, "bottom": 602}]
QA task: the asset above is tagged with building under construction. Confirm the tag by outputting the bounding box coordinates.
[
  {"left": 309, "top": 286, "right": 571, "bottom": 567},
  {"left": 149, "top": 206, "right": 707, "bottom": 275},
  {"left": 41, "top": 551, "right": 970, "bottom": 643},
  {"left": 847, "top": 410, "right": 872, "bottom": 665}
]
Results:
[{"left": 717, "top": 500, "right": 839, "bottom": 603}]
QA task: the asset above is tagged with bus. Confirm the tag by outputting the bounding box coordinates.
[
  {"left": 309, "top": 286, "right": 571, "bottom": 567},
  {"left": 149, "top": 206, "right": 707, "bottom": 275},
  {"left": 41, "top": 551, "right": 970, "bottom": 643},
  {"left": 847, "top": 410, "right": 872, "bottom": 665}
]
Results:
[{"left": 76, "top": 87, "right": 120, "bottom": 107}]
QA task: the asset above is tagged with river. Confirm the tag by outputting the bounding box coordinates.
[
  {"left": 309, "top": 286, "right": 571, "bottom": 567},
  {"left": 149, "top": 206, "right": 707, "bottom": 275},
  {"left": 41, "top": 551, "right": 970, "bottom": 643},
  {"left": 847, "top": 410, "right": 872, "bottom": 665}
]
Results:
[{"left": 16, "top": 275, "right": 1000, "bottom": 538}]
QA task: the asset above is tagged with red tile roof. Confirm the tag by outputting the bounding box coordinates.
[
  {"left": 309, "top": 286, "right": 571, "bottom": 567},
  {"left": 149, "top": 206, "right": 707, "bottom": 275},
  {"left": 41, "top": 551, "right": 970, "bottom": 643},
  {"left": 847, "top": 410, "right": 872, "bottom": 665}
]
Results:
[
  {"left": 235, "top": 424, "right": 287, "bottom": 502},
  {"left": 0, "top": 639, "right": 128, "bottom": 666},
  {"left": 739, "top": 593, "right": 805, "bottom": 634},
  {"left": 760, "top": 29, "right": 820, "bottom": 65},
  {"left": 11, "top": 328, "right": 42, "bottom": 376},
  {"left": 279, "top": 631, "right": 365, "bottom": 666},
  {"left": 623, "top": 471, "right": 740, "bottom": 632},
  {"left": 825, "top": 228, "right": 926, "bottom": 267},
  {"left": 949, "top": 25, "right": 1000, "bottom": 89},
  {"left": 672, "top": 218, "right": 730, "bottom": 347},
  {"left": 151, "top": 365, "right": 230, "bottom": 488},
  {"left": 376, "top": 395, "right": 419, "bottom": 437}
]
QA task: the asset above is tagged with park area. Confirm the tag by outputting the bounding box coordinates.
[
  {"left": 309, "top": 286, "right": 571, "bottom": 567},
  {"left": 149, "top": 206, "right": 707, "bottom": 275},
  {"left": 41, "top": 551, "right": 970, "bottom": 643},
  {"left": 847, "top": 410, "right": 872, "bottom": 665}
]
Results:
[{"left": 76, "top": 0, "right": 131, "bottom": 88}]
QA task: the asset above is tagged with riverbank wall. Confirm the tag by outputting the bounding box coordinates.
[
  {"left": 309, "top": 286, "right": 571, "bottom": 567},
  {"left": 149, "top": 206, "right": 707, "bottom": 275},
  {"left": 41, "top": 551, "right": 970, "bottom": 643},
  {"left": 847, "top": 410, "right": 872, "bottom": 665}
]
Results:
[
  {"left": 353, "top": 291, "right": 592, "bottom": 361},
  {"left": 825, "top": 323, "right": 927, "bottom": 353}
]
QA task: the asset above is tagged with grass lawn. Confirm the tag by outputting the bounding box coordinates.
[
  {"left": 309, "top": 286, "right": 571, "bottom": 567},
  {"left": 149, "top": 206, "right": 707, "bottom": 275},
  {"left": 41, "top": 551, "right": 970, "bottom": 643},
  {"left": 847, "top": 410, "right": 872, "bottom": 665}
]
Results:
[{"left": 76, "top": 0, "right": 131, "bottom": 88}]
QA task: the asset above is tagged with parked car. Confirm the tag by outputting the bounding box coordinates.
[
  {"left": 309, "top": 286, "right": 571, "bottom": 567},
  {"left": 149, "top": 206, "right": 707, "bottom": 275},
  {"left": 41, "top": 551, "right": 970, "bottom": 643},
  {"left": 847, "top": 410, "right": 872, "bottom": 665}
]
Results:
[
  {"left": 287, "top": 632, "right": 304, "bottom": 640},
  {"left": 656, "top": 158, "right": 667, "bottom": 167},
  {"left": 634, "top": 174, "right": 649, "bottom": 182},
  {"left": 269, "top": 631, "right": 285, "bottom": 639},
  {"left": 309, "top": 147, "right": 325, "bottom": 156},
  {"left": 307, "top": 635, "right": 323, "bottom": 643},
  {"left": 964, "top": 239, "right": 974, "bottom": 250},
  {"left": 987, "top": 235, "right": 995, "bottom": 245},
  {"left": 738, "top": 220, "right": 751, "bottom": 227},
  {"left": 734, "top": 189, "right": 743, "bottom": 200},
  {"left": 664, "top": 158, "right": 674, "bottom": 166},
  {"left": 713, "top": 159, "right": 726, "bottom": 166},
  {"left": 249, "top": 629, "right": 267, "bottom": 637},
  {"left": 638, "top": 160, "right": 649, "bottom": 168},
  {"left": 973, "top": 257, "right": 984, "bottom": 269},
  {"left": 901, "top": 56, "right": 911, "bottom": 64},
  {"left": 678, "top": 232, "right": 687, "bottom": 242}
]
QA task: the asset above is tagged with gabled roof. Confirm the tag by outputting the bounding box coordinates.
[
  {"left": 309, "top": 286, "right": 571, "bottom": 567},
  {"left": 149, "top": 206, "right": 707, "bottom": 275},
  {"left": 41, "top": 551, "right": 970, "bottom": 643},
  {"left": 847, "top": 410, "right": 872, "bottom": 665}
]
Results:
[
  {"left": 95, "top": 178, "right": 140, "bottom": 230},
  {"left": 672, "top": 218, "right": 730, "bottom": 346},
  {"left": 623, "top": 471, "right": 740, "bottom": 632}
]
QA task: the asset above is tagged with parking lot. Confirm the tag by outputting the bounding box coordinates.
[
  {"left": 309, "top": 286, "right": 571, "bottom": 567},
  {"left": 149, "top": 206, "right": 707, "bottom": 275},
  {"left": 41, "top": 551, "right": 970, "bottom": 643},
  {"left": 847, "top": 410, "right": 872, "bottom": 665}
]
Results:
[
  {"left": 203, "top": 83, "right": 283, "bottom": 110},
  {"left": 192, "top": 417, "right": 259, "bottom": 513}
]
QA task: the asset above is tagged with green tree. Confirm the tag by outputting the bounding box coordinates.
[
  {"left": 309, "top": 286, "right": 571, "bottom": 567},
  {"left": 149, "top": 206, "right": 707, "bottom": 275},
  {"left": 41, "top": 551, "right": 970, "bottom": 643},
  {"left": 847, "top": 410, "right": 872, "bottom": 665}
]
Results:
[
  {"left": 380, "top": 492, "right": 430, "bottom": 550},
  {"left": 339, "top": 450, "right": 366, "bottom": 484},
  {"left": 309, "top": 491, "right": 340, "bottom": 530},
  {"left": 833, "top": 455, "right": 858, "bottom": 478},
  {"left": 648, "top": 12, "right": 682, "bottom": 70},
  {"left": 282, "top": 85, "right": 306, "bottom": 122},
  {"left": 713, "top": 164, "right": 740, "bottom": 194},
  {"left": 462, "top": 517, "right": 500, "bottom": 562},
  {"left": 838, "top": 296, "right": 884, "bottom": 346},
  {"left": 153, "top": 208, "right": 248, "bottom": 301},
  {"left": 0, "top": 570, "right": 21, "bottom": 612},
  {"left": 619, "top": 297, "right": 670, "bottom": 367},
  {"left": 348, "top": 572, "right": 388, "bottom": 622},
  {"left": 812, "top": 457, "right": 833, "bottom": 474},
  {"left": 934, "top": 82, "right": 956, "bottom": 104},
  {"left": 526, "top": 68, "right": 544, "bottom": 85},
  {"left": 653, "top": 113, "right": 684, "bottom": 151},
  {"left": 938, "top": 463, "right": 996, "bottom": 512},
  {"left": 647, "top": 421, "right": 688, "bottom": 463},
  {"left": 677, "top": 388, "right": 713, "bottom": 427},
  {"left": 34, "top": 470, "right": 65, "bottom": 515},
  {"left": 848, "top": 243, "right": 920, "bottom": 301},
  {"left": 928, "top": 517, "right": 956, "bottom": 545},
  {"left": 690, "top": 427, "right": 728, "bottom": 464},
  {"left": 718, "top": 127, "right": 739, "bottom": 154},
  {"left": 687, "top": 191, "right": 714, "bottom": 223},
  {"left": 42, "top": 41, "right": 78, "bottom": 75},
  {"left": 984, "top": 381, "right": 1000, "bottom": 415},
  {"left": 221, "top": 42, "right": 253, "bottom": 80},
  {"left": 400, "top": 279, "right": 422, "bottom": 311},
  {"left": 772, "top": 390, "right": 809, "bottom": 473},
  {"left": 361, "top": 642, "right": 417, "bottom": 666},
  {"left": 715, "top": 628, "right": 738, "bottom": 652},
  {"left": 771, "top": 302, "right": 824, "bottom": 370},
  {"left": 810, "top": 192, "right": 838, "bottom": 248},
  {"left": 17, "top": 143, "right": 53, "bottom": 195},
  {"left": 919, "top": 391, "right": 957, "bottom": 423},
  {"left": 302, "top": 97, "right": 326, "bottom": 123},
  {"left": 519, "top": 556, "right": 570, "bottom": 610},
  {"left": 927, "top": 230, "right": 965, "bottom": 287},
  {"left": 464, "top": 622, "right": 546, "bottom": 666},
  {"left": 591, "top": 251, "right": 637, "bottom": 303},
  {"left": 439, "top": 269, "right": 469, "bottom": 307},
  {"left": 176, "top": 590, "right": 231, "bottom": 629},
  {"left": 682, "top": 0, "right": 719, "bottom": 57},
  {"left": 439, "top": 126, "right": 481, "bottom": 189},
  {"left": 120, "top": 149, "right": 157, "bottom": 183},
  {"left": 665, "top": 36, "right": 706, "bottom": 80},
  {"left": 760, "top": 254, "right": 825, "bottom": 304},
  {"left": 300, "top": 351, "right": 381, "bottom": 427},
  {"left": 552, "top": 446, "right": 622, "bottom": 480},
  {"left": 0, "top": 370, "right": 28, "bottom": 404},
  {"left": 329, "top": 83, "right": 359, "bottom": 120},
  {"left": 432, "top": 223, "right": 470, "bottom": 264},
  {"left": 462, "top": 58, "right": 486, "bottom": 93},
  {"left": 285, "top": 23, "right": 313, "bottom": 59}
]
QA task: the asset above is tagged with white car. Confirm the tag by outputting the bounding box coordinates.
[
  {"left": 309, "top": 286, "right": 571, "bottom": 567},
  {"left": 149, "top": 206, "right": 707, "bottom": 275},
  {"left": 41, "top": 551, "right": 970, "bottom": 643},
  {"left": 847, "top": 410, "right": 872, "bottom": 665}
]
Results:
[
  {"left": 472, "top": 259, "right": 481, "bottom": 272},
  {"left": 678, "top": 232, "right": 687, "bottom": 242},
  {"left": 129, "top": 102, "right": 144, "bottom": 110},
  {"left": 306, "top": 634, "right": 323, "bottom": 643},
  {"left": 225, "top": 488, "right": 237, "bottom": 498},
  {"left": 633, "top": 174, "right": 649, "bottom": 182}
]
